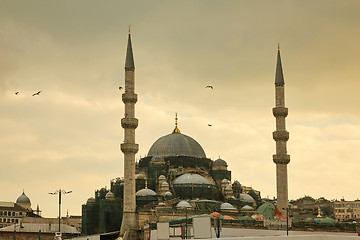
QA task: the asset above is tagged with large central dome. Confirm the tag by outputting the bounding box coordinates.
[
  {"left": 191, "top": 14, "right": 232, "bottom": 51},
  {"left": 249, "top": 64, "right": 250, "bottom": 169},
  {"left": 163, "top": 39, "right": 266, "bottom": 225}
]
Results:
[{"left": 148, "top": 132, "right": 206, "bottom": 158}]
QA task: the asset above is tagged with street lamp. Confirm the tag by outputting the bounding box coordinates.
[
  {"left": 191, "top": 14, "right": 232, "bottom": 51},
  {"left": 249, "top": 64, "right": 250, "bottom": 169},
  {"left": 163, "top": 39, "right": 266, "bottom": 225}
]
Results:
[
  {"left": 49, "top": 189, "right": 72, "bottom": 233},
  {"left": 13, "top": 222, "right": 24, "bottom": 240},
  {"left": 282, "top": 207, "right": 289, "bottom": 236}
]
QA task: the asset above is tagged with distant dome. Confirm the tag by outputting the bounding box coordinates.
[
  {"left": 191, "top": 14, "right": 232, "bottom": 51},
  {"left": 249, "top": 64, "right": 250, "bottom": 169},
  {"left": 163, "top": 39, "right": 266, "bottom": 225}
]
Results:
[
  {"left": 225, "top": 186, "right": 232, "bottom": 191},
  {"left": 105, "top": 191, "right": 115, "bottom": 200},
  {"left": 165, "top": 191, "right": 173, "bottom": 196},
  {"left": 176, "top": 201, "right": 192, "bottom": 209},
  {"left": 87, "top": 197, "right": 96, "bottom": 204},
  {"left": 161, "top": 182, "right": 169, "bottom": 187},
  {"left": 173, "top": 173, "right": 213, "bottom": 185},
  {"left": 136, "top": 188, "right": 157, "bottom": 197},
  {"left": 220, "top": 202, "right": 236, "bottom": 210},
  {"left": 239, "top": 193, "right": 255, "bottom": 203},
  {"left": 151, "top": 156, "right": 165, "bottom": 163},
  {"left": 148, "top": 133, "right": 206, "bottom": 158},
  {"left": 241, "top": 205, "right": 254, "bottom": 211},
  {"left": 213, "top": 158, "right": 227, "bottom": 166},
  {"left": 16, "top": 192, "right": 30, "bottom": 204},
  {"left": 233, "top": 180, "right": 241, "bottom": 186},
  {"left": 158, "top": 175, "right": 166, "bottom": 180},
  {"left": 158, "top": 202, "right": 166, "bottom": 206},
  {"left": 221, "top": 179, "right": 230, "bottom": 184}
]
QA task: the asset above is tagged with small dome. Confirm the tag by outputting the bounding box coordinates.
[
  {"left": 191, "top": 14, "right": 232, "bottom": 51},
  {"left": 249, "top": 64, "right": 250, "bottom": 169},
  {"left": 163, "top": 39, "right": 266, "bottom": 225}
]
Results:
[
  {"left": 173, "top": 173, "right": 213, "bottom": 185},
  {"left": 176, "top": 201, "right": 192, "bottom": 209},
  {"left": 213, "top": 158, "right": 228, "bottom": 167},
  {"left": 136, "top": 188, "right": 157, "bottom": 197},
  {"left": 220, "top": 202, "right": 236, "bottom": 210},
  {"left": 161, "top": 182, "right": 169, "bottom": 187},
  {"left": 225, "top": 186, "right": 232, "bottom": 191},
  {"left": 135, "top": 174, "right": 146, "bottom": 179},
  {"left": 158, "top": 202, "right": 166, "bottom": 206},
  {"left": 239, "top": 193, "right": 255, "bottom": 203},
  {"left": 241, "top": 205, "right": 254, "bottom": 211},
  {"left": 158, "top": 175, "right": 166, "bottom": 180},
  {"left": 105, "top": 191, "right": 115, "bottom": 200},
  {"left": 165, "top": 191, "right": 173, "bottom": 196},
  {"left": 86, "top": 197, "right": 96, "bottom": 204},
  {"left": 16, "top": 192, "right": 30, "bottom": 204},
  {"left": 221, "top": 179, "right": 230, "bottom": 184},
  {"left": 148, "top": 133, "right": 206, "bottom": 158},
  {"left": 151, "top": 156, "right": 165, "bottom": 163}
]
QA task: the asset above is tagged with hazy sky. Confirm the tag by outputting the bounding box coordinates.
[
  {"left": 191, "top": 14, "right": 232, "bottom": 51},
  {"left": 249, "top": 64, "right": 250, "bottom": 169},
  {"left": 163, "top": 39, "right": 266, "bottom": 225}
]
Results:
[{"left": 1, "top": 0, "right": 360, "bottom": 218}]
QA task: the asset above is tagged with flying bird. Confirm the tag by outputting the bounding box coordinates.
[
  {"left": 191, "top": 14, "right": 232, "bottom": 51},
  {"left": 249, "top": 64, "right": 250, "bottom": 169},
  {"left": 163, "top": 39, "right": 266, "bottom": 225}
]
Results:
[
  {"left": 205, "top": 85, "right": 213, "bottom": 89},
  {"left": 119, "top": 86, "right": 123, "bottom": 90},
  {"left": 208, "top": 124, "right": 212, "bottom": 127},
  {"left": 32, "top": 91, "right": 41, "bottom": 96},
  {"left": 15, "top": 92, "right": 19, "bottom": 95}
]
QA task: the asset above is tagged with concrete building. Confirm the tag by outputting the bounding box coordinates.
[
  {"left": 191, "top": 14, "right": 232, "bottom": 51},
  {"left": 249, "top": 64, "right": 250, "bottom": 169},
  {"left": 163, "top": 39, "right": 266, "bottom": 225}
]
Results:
[
  {"left": 334, "top": 200, "right": 360, "bottom": 222},
  {"left": 272, "top": 44, "right": 290, "bottom": 214}
]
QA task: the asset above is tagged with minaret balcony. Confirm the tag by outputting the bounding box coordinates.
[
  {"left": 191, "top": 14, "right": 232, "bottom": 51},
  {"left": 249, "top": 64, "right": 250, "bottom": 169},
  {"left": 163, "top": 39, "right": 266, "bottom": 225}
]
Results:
[
  {"left": 122, "top": 93, "right": 138, "bottom": 103},
  {"left": 272, "top": 131, "right": 289, "bottom": 141},
  {"left": 273, "top": 154, "right": 290, "bottom": 164},
  {"left": 121, "top": 118, "right": 138, "bottom": 129},
  {"left": 120, "top": 143, "right": 139, "bottom": 154},
  {"left": 272, "top": 107, "right": 288, "bottom": 117}
]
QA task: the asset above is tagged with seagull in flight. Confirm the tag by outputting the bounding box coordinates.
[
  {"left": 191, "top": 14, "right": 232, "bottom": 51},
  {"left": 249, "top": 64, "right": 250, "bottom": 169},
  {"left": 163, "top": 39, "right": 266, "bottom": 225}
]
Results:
[
  {"left": 119, "top": 86, "right": 123, "bottom": 90},
  {"left": 205, "top": 85, "right": 213, "bottom": 89},
  {"left": 15, "top": 92, "right": 19, "bottom": 95},
  {"left": 32, "top": 91, "right": 41, "bottom": 96},
  {"left": 208, "top": 124, "right": 212, "bottom": 127}
]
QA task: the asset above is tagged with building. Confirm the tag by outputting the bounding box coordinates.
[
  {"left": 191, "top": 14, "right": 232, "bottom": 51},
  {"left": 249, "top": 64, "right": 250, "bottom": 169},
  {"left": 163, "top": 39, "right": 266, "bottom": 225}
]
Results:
[{"left": 334, "top": 200, "right": 360, "bottom": 222}]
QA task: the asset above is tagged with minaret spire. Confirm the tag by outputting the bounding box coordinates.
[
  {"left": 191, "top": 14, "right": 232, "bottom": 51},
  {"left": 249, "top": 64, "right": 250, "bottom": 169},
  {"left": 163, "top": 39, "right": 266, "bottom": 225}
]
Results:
[
  {"left": 172, "top": 113, "right": 181, "bottom": 134},
  {"left": 272, "top": 45, "right": 290, "bottom": 215},
  {"left": 120, "top": 28, "right": 139, "bottom": 239}
]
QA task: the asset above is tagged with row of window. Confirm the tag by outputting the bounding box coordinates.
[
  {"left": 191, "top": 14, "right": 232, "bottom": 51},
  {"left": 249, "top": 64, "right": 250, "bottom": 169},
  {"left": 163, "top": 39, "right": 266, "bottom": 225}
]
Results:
[
  {"left": 0, "top": 211, "right": 23, "bottom": 217},
  {"left": 335, "top": 208, "right": 358, "bottom": 213},
  {"left": 335, "top": 203, "right": 360, "bottom": 208},
  {"left": 0, "top": 218, "right": 19, "bottom": 223}
]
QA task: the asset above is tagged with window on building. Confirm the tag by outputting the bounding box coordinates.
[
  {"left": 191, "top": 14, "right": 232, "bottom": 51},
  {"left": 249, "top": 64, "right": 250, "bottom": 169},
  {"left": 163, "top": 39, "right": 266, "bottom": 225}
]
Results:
[
  {"left": 12, "top": 212, "right": 15, "bottom": 216},
  {"left": 19, "top": 212, "right": 22, "bottom": 216},
  {"left": 8, "top": 211, "right": 11, "bottom": 216},
  {"left": 15, "top": 219, "right": 18, "bottom": 223},
  {"left": 7, "top": 219, "right": 10, "bottom": 223},
  {"left": 11, "top": 219, "right": 14, "bottom": 223},
  {"left": 0, "top": 211, "right": 3, "bottom": 216}
]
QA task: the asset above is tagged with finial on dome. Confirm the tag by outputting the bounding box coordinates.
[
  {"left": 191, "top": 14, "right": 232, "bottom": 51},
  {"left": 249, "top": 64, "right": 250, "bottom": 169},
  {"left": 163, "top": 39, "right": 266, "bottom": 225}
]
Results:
[
  {"left": 145, "top": 179, "right": 148, "bottom": 189},
  {"left": 129, "top": 25, "right": 131, "bottom": 34},
  {"left": 172, "top": 113, "right": 181, "bottom": 134},
  {"left": 278, "top": 42, "right": 280, "bottom": 51}
]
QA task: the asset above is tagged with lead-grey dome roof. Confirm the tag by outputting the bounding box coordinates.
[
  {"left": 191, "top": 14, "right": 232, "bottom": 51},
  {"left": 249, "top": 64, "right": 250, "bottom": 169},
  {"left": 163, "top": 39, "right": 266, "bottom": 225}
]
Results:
[
  {"left": 148, "top": 133, "right": 206, "bottom": 158},
  {"left": 213, "top": 158, "right": 227, "bottom": 166},
  {"left": 220, "top": 202, "right": 236, "bottom": 210},
  {"left": 173, "top": 173, "right": 213, "bottom": 185},
  {"left": 136, "top": 188, "right": 157, "bottom": 197},
  {"left": 16, "top": 192, "right": 30, "bottom": 204}
]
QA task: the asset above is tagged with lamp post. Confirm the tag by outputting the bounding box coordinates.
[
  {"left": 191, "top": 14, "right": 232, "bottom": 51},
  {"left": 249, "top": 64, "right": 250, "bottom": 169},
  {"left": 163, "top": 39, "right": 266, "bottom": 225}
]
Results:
[
  {"left": 282, "top": 207, "right": 289, "bottom": 236},
  {"left": 49, "top": 189, "right": 72, "bottom": 233},
  {"left": 13, "top": 222, "right": 24, "bottom": 240}
]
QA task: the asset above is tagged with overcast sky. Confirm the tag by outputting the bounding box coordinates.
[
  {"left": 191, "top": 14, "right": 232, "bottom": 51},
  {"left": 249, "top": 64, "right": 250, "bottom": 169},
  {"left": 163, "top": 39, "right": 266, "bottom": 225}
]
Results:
[{"left": 1, "top": 0, "right": 360, "bottom": 218}]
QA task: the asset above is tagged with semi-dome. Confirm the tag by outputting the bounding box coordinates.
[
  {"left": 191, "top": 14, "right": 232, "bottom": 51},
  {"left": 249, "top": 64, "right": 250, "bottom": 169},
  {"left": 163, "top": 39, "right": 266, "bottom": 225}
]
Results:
[
  {"left": 176, "top": 201, "right": 192, "bottom": 208},
  {"left": 220, "top": 202, "right": 236, "bottom": 210},
  {"left": 161, "top": 182, "right": 169, "bottom": 187},
  {"left": 173, "top": 173, "right": 213, "bottom": 185},
  {"left": 136, "top": 188, "right": 157, "bottom": 197},
  {"left": 221, "top": 179, "right": 230, "bottom": 184},
  {"left": 213, "top": 158, "right": 227, "bottom": 166},
  {"left": 239, "top": 193, "right": 255, "bottom": 203},
  {"left": 148, "top": 132, "right": 206, "bottom": 158},
  {"left": 158, "top": 175, "right": 166, "bottom": 180},
  {"left": 165, "top": 191, "right": 173, "bottom": 196},
  {"left": 241, "top": 205, "right": 254, "bottom": 211},
  {"left": 105, "top": 191, "right": 115, "bottom": 200},
  {"left": 16, "top": 192, "right": 30, "bottom": 204}
]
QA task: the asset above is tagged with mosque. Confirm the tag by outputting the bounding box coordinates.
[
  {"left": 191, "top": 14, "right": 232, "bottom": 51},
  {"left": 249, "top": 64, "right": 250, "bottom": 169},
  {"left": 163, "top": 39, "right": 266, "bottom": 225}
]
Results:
[
  {"left": 82, "top": 29, "right": 290, "bottom": 237},
  {"left": 81, "top": 116, "right": 261, "bottom": 235}
]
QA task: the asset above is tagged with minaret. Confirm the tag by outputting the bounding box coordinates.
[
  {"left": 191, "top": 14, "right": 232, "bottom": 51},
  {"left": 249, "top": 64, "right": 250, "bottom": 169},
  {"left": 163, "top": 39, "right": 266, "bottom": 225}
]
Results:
[
  {"left": 120, "top": 26, "right": 139, "bottom": 239},
  {"left": 272, "top": 44, "right": 290, "bottom": 214}
]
